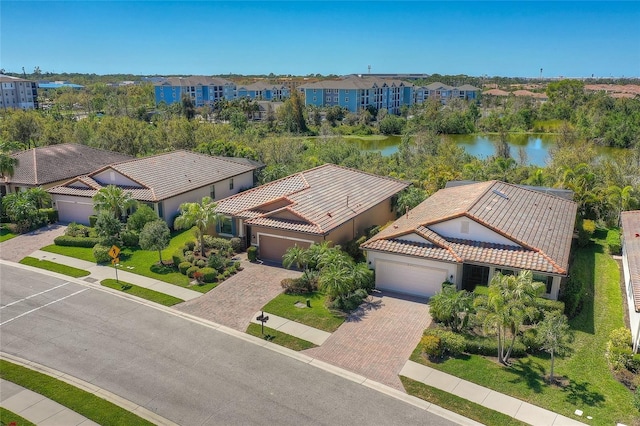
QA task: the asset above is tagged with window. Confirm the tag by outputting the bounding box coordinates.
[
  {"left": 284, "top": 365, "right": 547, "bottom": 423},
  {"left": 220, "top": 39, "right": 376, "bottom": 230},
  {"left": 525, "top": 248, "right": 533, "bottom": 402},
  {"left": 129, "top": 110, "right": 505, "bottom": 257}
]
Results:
[
  {"left": 313, "top": 89, "right": 317, "bottom": 94},
  {"left": 334, "top": 96, "right": 338, "bottom": 102},
  {"left": 326, "top": 96, "right": 331, "bottom": 102},
  {"left": 533, "top": 273, "right": 554, "bottom": 294},
  {"left": 460, "top": 220, "right": 469, "bottom": 234},
  {"left": 313, "top": 96, "right": 317, "bottom": 102},
  {"left": 495, "top": 268, "right": 515, "bottom": 276},
  {"left": 210, "top": 184, "right": 215, "bottom": 199},
  {"left": 345, "top": 97, "right": 349, "bottom": 102},
  {"left": 157, "top": 202, "right": 164, "bottom": 219},
  {"left": 220, "top": 216, "right": 233, "bottom": 234},
  {"left": 229, "top": 178, "right": 234, "bottom": 190}
]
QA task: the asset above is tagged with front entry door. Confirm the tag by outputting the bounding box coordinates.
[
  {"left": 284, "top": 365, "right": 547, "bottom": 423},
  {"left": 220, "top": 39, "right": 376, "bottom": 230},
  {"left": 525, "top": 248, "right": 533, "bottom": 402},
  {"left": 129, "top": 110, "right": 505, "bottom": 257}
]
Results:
[{"left": 462, "top": 264, "right": 490, "bottom": 291}]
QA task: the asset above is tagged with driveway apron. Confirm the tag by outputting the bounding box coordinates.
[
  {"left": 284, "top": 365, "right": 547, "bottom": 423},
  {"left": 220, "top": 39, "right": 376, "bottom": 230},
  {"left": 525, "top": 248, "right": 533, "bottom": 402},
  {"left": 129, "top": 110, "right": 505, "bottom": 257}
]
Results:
[
  {"left": 174, "top": 256, "right": 301, "bottom": 331},
  {"left": 0, "top": 224, "right": 67, "bottom": 262},
  {"left": 303, "top": 292, "right": 431, "bottom": 391}
]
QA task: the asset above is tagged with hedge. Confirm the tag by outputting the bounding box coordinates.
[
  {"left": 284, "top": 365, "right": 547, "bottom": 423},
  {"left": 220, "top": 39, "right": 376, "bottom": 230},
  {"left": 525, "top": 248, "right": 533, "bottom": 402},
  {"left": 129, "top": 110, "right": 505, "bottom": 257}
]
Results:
[
  {"left": 247, "top": 246, "right": 258, "bottom": 262},
  {"left": 54, "top": 235, "right": 100, "bottom": 248},
  {"left": 172, "top": 250, "right": 184, "bottom": 267},
  {"left": 39, "top": 208, "right": 58, "bottom": 224},
  {"left": 92, "top": 244, "right": 112, "bottom": 263},
  {"left": 463, "top": 334, "right": 527, "bottom": 358},
  {"left": 606, "top": 229, "right": 622, "bottom": 255}
]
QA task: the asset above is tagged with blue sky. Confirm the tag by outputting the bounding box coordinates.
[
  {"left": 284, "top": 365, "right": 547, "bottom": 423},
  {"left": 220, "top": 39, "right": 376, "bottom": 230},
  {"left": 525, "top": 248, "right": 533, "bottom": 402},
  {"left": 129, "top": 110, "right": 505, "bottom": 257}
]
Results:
[{"left": 1, "top": 1, "right": 639, "bottom": 77}]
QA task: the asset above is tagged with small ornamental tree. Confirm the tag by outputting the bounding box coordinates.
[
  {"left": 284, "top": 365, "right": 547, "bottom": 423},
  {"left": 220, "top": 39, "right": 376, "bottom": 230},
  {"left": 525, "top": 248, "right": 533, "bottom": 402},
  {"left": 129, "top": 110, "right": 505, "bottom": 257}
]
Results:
[
  {"left": 126, "top": 204, "right": 159, "bottom": 233},
  {"left": 537, "top": 310, "right": 573, "bottom": 383},
  {"left": 139, "top": 220, "right": 171, "bottom": 265},
  {"left": 94, "top": 211, "right": 123, "bottom": 247}
]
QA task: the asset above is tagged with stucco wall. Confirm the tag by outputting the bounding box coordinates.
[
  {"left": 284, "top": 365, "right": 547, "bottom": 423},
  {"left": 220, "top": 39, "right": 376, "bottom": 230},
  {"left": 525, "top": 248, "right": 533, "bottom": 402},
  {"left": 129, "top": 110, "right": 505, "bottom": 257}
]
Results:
[{"left": 430, "top": 216, "right": 521, "bottom": 246}]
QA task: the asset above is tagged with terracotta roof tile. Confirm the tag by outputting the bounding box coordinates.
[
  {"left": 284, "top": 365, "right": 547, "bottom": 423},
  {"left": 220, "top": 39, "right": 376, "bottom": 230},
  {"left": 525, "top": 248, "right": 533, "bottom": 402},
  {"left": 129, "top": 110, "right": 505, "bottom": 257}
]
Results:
[{"left": 622, "top": 211, "right": 640, "bottom": 311}]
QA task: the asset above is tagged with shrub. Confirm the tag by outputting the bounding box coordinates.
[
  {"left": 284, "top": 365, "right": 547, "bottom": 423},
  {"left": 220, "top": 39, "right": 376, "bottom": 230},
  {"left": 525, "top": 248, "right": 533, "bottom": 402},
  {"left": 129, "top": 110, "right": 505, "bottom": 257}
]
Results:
[
  {"left": 330, "top": 289, "right": 368, "bottom": 311},
  {"left": 607, "top": 345, "right": 633, "bottom": 372},
  {"left": 530, "top": 298, "right": 565, "bottom": 322},
  {"left": 207, "top": 254, "right": 225, "bottom": 272},
  {"left": 247, "top": 246, "right": 258, "bottom": 262},
  {"left": 577, "top": 219, "right": 595, "bottom": 247},
  {"left": 421, "top": 335, "right": 443, "bottom": 358},
  {"left": 365, "top": 224, "right": 381, "bottom": 239},
  {"left": 609, "top": 327, "right": 632, "bottom": 348},
  {"left": 196, "top": 259, "right": 206, "bottom": 268},
  {"left": 121, "top": 230, "right": 139, "bottom": 247},
  {"left": 230, "top": 237, "right": 244, "bottom": 253},
  {"left": 185, "top": 254, "right": 196, "bottom": 263},
  {"left": 281, "top": 272, "right": 319, "bottom": 294},
  {"left": 200, "top": 267, "right": 217, "bottom": 283},
  {"left": 343, "top": 235, "right": 367, "bottom": 261},
  {"left": 186, "top": 266, "right": 200, "bottom": 278},
  {"left": 629, "top": 353, "right": 640, "bottom": 373},
  {"left": 184, "top": 240, "right": 196, "bottom": 251},
  {"left": 65, "top": 222, "right": 91, "bottom": 237},
  {"left": 39, "top": 208, "right": 58, "bottom": 224},
  {"left": 92, "top": 244, "right": 112, "bottom": 263},
  {"left": 520, "top": 328, "right": 542, "bottom": 352},
  {"left": 54, "top": 235, "right": 100, "bottom": 248},
  {"left": 560, "top": 276, "right": 584, "bottom": 319},
  {"left": 172, "top": 250, "right": 184, "bottom": 267},
  {"left": 606, "top": 229, "right": 622, "bottom": 255},
  {"left": 178, "top": 261, "right": 192, "bottom": 275},
  {"left": 203, "top": 236, "right": 232, "bottom": 252},
  {"left": 89, "top": 215, "right": 98, "bottom": 227},
  {"left": 126, "top": 204, "right": 159, "bottom": 233},
  {"left": 634, "top": 388, "right": 640, "bottom": 411},
  {"left": 463, "top": 334, "right": 527, "bottom": 357},
  {"left": 424, "top": 329, "right": 466, "bottom": 356}
]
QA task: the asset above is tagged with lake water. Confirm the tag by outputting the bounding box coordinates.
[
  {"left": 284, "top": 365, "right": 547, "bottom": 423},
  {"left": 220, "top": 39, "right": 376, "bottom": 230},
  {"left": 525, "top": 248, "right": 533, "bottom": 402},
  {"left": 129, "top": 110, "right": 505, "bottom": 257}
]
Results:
[{"left": 352, "top": 134, "right": 625, "bottom": 167}]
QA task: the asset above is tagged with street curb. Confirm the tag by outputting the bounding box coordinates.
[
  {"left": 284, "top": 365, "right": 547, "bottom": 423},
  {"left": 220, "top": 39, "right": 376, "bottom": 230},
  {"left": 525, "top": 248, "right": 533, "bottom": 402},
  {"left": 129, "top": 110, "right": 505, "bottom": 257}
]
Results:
[
  {"left": 1, "top": 260, "right": 481, "bottom": 426},
  {"left": 0, "top": 352, "right": 179, "bottom": 426}
]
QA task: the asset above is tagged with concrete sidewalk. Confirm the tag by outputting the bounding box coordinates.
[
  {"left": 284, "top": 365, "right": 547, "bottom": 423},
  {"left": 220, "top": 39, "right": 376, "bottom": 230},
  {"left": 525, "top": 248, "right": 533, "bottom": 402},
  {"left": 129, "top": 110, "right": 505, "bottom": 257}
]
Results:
[
  {"left": 29, "top": 250, "right": 202, "bottom": 301},
  {"left": 251, "top": 311, "right": 332, "bottom": 345},
  {"left": 1, "top": 378, "right": 99, "bottom": 426},
  {"left": 400, "top": 360, "right": 587, "bottom": 426}
]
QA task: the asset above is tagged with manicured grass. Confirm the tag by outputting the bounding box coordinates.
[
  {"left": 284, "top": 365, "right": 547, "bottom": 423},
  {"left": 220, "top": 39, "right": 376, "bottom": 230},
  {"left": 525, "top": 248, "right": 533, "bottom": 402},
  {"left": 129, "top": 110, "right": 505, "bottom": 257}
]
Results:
[
  {"left": 0, "top": 360, "right": 154, "bottom": 426},
  {"left": 0, "top": 407, "right": 36, "bottom": 426},
  {"left": 101, "top": 279, "right": 184, "bottom": 306},
  {"left": 0, "top": 224, "right": 17, "bottom": 242},
  {"left": 246, "top": 323, "right": 317, "bottom": 351},
  {"left": 400, "top": 376, "right": 528, "bottom": 426},
  {"left": 19, "top": 257, "right": 90, "bottom": 278},
  {"left": 409, "top": 238, "right": 637, "bottom": 425},
  {"left": 41, "top": 228, "right": 221, "bottom": 293},
  {"left": 261, "top": 292, "right": 345, "bottom": 332}
]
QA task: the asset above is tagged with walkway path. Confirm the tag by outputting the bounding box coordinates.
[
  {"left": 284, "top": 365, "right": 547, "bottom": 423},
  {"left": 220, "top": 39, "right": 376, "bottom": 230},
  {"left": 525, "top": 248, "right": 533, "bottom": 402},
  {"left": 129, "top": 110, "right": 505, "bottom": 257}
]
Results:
[
  {"left": 1, "top": 353, "right": 177, "bottom": 426},
  {"left": 400, "top": 360, "right": 587, "bottom": 426},
  {"left": 0, "top": 224, "right": 66, "bottom": 262},
  {"left": 250, "top": 311, "right": 331, "bottom": 345},
  {"left": 28, "top": 250, "right": 202, "bottom": 301}
]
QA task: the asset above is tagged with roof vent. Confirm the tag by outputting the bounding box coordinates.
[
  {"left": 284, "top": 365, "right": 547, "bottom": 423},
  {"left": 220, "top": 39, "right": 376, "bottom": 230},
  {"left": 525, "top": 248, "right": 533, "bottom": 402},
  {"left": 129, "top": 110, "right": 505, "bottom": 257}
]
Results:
[{"left": 492, "top": 189, "right": 509, "bottom": 200}]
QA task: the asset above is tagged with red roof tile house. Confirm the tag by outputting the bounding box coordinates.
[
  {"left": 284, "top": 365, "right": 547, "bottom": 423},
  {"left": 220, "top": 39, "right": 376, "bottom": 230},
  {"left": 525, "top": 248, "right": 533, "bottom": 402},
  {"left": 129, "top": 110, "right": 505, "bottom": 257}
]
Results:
[
  {"left": 361, "top": 181, "right": 577, "bottom": 299},
  {"left": 1, "top": 143, "right": 133, "bottom": 195},
  {"left": 214, "top": 164, "right": 410, "bottom": 263},
  {"left": 48, "top": 151, "right": 261, "bottom": 226},
  {"left": 621, "top": 211, "right": 640, "bottom": 353}
]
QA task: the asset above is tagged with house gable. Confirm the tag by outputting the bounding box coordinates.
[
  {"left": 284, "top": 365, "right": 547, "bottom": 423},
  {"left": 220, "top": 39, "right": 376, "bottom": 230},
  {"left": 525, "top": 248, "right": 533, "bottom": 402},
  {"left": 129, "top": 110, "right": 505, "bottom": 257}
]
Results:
[
  {"left": 396, "top": 232, "right": 430, "bottom": 244},
  {"left": 429, "top": 216, "right": 521, "bottom": 247},
  {"left": 92, "top": 168, "right": 144, "bottom": 188}
]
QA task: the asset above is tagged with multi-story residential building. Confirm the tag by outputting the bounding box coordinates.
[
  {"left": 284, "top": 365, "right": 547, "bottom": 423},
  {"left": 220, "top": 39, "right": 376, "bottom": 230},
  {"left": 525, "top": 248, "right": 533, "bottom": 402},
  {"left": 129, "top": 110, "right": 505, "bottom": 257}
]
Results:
[
  {"left": 0, "top": 74, "right": 38, "bottom": 110},
  {"left": 154, "top": 76, "right": 236, "bottom": 107},
  {"left": 413, "top": 82, "right": 480, "bottom": 105},
  {"left": 236, "top": 82, "right": 290, "bottom": 101},
  {"left": 299, "top": 76, "right": 413, "bottom": 114}
]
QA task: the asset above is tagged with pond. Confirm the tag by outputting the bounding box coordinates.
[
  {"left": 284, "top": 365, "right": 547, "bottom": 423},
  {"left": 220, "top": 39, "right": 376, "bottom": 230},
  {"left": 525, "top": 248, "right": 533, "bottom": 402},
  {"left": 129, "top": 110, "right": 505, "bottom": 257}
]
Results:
[{"left": 350, "top": 133, "right": 627, "bottom": 167}]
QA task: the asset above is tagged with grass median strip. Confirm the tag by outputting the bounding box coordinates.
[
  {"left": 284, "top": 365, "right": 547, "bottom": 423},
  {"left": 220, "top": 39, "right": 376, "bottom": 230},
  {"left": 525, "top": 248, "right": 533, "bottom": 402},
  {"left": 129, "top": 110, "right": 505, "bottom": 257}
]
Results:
[
  {"left": 400, "top": 376, "right": 528, "bottom": 426},
  {"left": 19, "top": 257, "right": 90, "bottom": 278},
  {"left": 0, "top": 407, "right": 36, "bottom": 426},
  {"left": 101, "top": 279, "right": 184, "bottom": 306},
  {"left": 261, "top": 292, "right": 344, "bottom": 333},
  {"left": 246, "top": 323, "right": 317, "bottom": 351},
  {"left": 0, "top": 360, "right": 154, "bottom": 426}
]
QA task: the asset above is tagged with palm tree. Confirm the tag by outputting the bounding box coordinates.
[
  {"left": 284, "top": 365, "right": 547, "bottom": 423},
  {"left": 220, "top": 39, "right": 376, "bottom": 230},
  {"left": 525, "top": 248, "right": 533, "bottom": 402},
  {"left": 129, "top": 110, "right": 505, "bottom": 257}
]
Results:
[
  {"left": 92, "top": 185, "right": 138, "bottom": 221},
  {"left": 0, "top": 154, "right": 18, "bottom": 180},
  {"left": 318, "top": 262, "right": 353, "bottom": 300},
  {"left": 174, "top": 196, "right": 224, "bottom": 257},
  {"left": 430, "top": 285, "right": 473, "bottom": 332},
  {"left": 282, "top": 245, "right": 308, "bottom": 271},
  {"left": 537, "top": 311, "right": 572, "bottom": 383},
  {"left": 25, "top": 187, "right": 51, "bottom": 209},
  {"left": 608, "top": 185, "right": 638, "bottom": 225}
]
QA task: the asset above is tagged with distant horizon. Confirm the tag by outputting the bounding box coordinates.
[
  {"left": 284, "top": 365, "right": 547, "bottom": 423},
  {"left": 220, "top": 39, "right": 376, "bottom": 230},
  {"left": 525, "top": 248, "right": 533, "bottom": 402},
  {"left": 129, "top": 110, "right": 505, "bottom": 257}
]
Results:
[{"left": 2, "top": 1, "right": 639, "bottom": 79}]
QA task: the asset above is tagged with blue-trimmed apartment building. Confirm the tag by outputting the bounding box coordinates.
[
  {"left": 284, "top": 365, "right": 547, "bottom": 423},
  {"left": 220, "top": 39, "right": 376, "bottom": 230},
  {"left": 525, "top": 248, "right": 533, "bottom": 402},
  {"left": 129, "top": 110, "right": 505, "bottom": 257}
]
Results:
[
  {"left": 414, "top": 82, "right": 480, "bottom": 104},
  {"left": 154, "top": 76, "right": 236, "bottom": 107},
  {"left": 236, "top": 82, "right": 290, "bottom": 101}
]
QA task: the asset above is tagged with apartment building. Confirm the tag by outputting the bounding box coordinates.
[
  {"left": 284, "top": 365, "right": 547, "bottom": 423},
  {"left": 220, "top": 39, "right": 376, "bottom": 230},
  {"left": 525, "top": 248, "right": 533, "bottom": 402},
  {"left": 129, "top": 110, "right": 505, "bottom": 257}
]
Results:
[
  {"left": 413, "top": 82, "right": 480, "bottom": 105},
  {"left": 236, "top": 82, "right": 290, "bottom": 101},
  {"left": 154, "top": 76, "right": 236, "bottom": 107},
  {"left": 0, "top": 74, "right": 39, "bottom": 110}
]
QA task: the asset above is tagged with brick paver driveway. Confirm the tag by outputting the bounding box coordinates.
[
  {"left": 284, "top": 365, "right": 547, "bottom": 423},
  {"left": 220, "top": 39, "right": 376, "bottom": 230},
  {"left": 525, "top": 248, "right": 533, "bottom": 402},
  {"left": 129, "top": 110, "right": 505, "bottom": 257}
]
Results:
[
  {"left": 0, "top": 224, "right": 66, "bottom": 262},
  {"left": 303, "top": 291, "right": 431, "bottom": 391},
  {"left": 175, "top": 255, "right": 301, "bottom": 331}
]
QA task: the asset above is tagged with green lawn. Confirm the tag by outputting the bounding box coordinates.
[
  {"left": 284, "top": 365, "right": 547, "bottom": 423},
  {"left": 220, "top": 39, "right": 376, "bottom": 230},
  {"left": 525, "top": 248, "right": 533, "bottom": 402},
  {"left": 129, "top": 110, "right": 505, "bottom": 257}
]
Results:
[
  {"left": 41, "top": 228, "right": 220, "bottom": 293},
  {"left": 409, "top": 238, "right": 637, "bottom": 425},
  {"left": 19, "top": 257, "right": 90, "bottom": 278},
  {"left": 246, "top": 323, "right": 317, "bottom": 351},
  {"left": 0, "top": 360, "right": 153, "bottom": 426},
  {"left": 0, "top": 223, "right": 17, "bottom": 242},
  {"left": 400, "top": 377, "right": 528, "bottom": 426},
  {"left": 261, "top": 292, "right": 345, "bottom": 333},
  {"left": 0, "top": 407, "right": 36, "bottom": 426},
  {"left": 101, "top": 279, "right": 184, "bottom": 306}
]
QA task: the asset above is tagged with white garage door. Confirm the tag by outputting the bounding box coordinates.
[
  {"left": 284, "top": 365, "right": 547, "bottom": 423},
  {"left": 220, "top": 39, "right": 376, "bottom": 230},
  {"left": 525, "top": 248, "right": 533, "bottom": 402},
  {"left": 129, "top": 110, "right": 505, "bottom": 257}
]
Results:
[
  {"left": 375, "top": 260, "right": 449, "bottom": 298},
  {"left": 56, "top": 200, "right": 94, "bottom": 225}
]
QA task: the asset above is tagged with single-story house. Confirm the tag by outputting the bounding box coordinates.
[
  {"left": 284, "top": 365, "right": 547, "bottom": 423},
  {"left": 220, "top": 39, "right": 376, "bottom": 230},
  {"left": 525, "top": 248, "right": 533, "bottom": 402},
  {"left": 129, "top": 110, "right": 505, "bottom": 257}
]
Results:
[
  {"left": 621, "top": 210, "right": 640, "bottom": 353},
  {"left": 361, "top": 180, "right": 577, "bottom": 300},
  {"left": 48, "top": 150, "right": 262, "bottom": 226},
  {"left": 1, "top": 143, "right": 133, "bottom": 196},
  {"left": 214, "top": 164, "right": 410, "bottom": 263}
]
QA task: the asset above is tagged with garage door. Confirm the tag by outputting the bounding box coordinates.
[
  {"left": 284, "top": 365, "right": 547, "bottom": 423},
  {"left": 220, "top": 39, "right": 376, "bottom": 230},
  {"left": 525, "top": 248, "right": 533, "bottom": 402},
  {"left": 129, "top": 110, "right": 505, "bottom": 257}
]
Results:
[
  {"left": 259, "top": 235, "right": 312, "bottom": 264},
  {"left": 375, "top": 260, "right": 449, "bottom": 298},
  {"left": 56, "top": 200, "right": 94, "bottom": 225}
]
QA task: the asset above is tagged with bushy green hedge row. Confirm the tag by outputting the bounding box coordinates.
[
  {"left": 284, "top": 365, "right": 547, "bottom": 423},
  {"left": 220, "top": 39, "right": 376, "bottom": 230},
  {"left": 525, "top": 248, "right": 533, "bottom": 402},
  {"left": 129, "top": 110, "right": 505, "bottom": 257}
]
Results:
[
  {"left": 606, "top": 229, "right": 622, "bottom": 255},
  {"left": 560, "top": 276, "right": 584, "bottom": 319},
  {"left": 463, "top": 334, "right": 527, "bottom": 358},
  {"left": 54, "top": 235, "right": 100, "bottom": 248}
]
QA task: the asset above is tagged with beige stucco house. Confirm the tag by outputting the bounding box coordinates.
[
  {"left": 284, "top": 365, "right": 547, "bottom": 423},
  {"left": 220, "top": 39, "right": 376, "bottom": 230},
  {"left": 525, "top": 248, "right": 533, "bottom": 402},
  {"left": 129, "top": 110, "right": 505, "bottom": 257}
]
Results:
[
  {"left": 621, "top": 210, "right": 640, "bottom": 353},
  {"left": 214, "top": 164, "right": 410, "bottom": 263},
  {"left": 361, "top": 181, "right": 577, "bottom": 299}
]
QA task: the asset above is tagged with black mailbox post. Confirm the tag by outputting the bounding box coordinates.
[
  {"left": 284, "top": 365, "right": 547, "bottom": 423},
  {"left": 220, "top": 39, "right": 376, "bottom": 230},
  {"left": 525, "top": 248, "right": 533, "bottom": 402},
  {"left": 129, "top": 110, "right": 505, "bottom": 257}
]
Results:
[{"left": 256, "top": 310, "right": 269, "bottom": 335}]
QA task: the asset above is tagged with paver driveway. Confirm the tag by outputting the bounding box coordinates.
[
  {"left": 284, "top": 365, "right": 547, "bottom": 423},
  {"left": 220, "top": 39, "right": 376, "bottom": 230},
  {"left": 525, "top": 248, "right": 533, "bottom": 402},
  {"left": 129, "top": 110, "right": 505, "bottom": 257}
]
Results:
[
  {"left": 303, "top": 291, "right": 431, "bottom": 391},
  {"left": 175, "top": 255, "right": 301, "bottom": 331},
  {"left": 0, "top": 224, "right": 66, "bottom": 262}
]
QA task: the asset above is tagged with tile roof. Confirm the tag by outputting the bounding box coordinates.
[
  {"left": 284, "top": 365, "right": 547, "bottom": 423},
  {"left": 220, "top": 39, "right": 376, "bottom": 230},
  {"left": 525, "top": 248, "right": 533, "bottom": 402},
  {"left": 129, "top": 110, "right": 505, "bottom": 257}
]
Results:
[
  {"left": 362, "top": 181, "right": 577, "bottom": 275},
  {"left": 238, "top": 82, "right": 287, "bottom": 91},
  {"left": 300, "top": 76, "right": 411, "bottom": 90},
  {"left": 621, "top": 211, "right": 640, "bottom": 311},
  {"left": 216, "top": 164, "right": 410, "bottom": 236},
  {"left": 483, "top": 89, "right": 510, "bottom": 96},
  {"left": 6, "top": 144, "right": 133, "bottom": 186},
  {"left": 155, "top": 76, "right": 235, "bottom": 87},
  {"left": 48, "top": 151, "right": 259, "bottom": 202}
]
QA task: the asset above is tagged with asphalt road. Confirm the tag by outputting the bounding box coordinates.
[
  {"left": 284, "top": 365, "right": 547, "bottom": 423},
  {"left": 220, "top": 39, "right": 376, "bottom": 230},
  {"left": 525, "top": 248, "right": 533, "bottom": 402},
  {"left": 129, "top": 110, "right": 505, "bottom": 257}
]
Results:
[{"left": 0, "top": 264, "right": 459, "bottom": 426}]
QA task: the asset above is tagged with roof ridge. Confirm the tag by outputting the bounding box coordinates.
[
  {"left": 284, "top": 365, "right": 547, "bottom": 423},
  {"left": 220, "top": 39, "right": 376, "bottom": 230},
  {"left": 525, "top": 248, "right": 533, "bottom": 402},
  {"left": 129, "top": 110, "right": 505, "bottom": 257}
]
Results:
[
  {"left": 31, "top": 147, "right": 38, "bottom": 185},
  {"left": 416, "top": 227, "right": 463, "bottom": 262},
  {"left": 465, "top": 180, "right": 499, "bottom": 211},
  {"left": 92, "top": 165, "right": 150, "bottom": 189},
  {"left": 216, "top": 171, "right": 309, "bottom": 207},
  {"left": 309, "top": 163, "right": 411, "bottom": 185}
]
